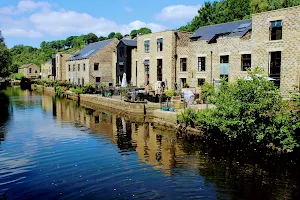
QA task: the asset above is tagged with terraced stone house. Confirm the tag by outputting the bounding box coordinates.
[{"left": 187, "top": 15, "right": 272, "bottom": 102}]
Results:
[
  {"left": 18, "top": 63, "right": 40, "bottom": 79},
  {"left": 66, "top": 39, "right": 118, "bottom": 86}
]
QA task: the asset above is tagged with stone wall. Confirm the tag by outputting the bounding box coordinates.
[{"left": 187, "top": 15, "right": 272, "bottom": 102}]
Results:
[
  {"left": 19, "top": 64, "right": 40, "bottom": 79},
  {"left": 89, "top": 39, "right": 118, "bottom": 84},
  {"left": 56, "top": 53, "right": 72, "bottom": 81},
  {"left": 41, "top": 61, "right": 52, "bottom": 79},
  {"left": 66, "top": 59, "right": 90, "bottom": 85},
  {"left": 132, "top": 30, "right": 190, "bottom": 89},
  {"left": 178, "top": 36, "right": 251, "bottom": 89},
  {"left": 252, "top": 6, "right": 300, "bottom": 97}
]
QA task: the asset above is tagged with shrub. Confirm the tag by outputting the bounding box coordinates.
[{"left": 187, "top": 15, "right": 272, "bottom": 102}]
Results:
[
  {"left": 183, "top": 83, "right": 189, "bottom": 88},
  {"left": 200, "top": 81, "right": 215, "bottom": 102},
  {"left": 178, "top": 68, "right": 300, "bottom": 152},
  {"left": 11, "top": 73, "right": 24, "bottom": 80},
  {"left": 165, "top": 89, "right": 174, "bottom": 99}
]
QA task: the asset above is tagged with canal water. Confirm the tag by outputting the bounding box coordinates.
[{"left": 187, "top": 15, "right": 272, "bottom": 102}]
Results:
[{"left": 0, "top": 87, "right": 300, "bottom": 200}]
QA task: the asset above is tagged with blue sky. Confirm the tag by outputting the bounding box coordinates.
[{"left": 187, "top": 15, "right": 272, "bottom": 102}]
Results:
[{"left": 0, "top": 0, "right": 205, "bottom": 48}]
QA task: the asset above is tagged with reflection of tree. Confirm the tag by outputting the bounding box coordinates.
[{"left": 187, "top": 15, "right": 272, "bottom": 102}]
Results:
[
  {"left": 178, "top": 135, "right": 300, "bottom": 200},
  {"left": 0, "top": 92, "right": 10, "bottom": 144}
]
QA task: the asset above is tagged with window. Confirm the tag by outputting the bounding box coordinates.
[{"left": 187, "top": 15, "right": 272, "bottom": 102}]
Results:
[
  {"left": 144, "top": 40, "right": 150, "bottom": 53},
  {"left": 241, "top": 54, "right": 251, "bottom": 71},
  {"left": 78, "top": 64, "right": 80, "bottom": 71},
  {"left": 82, "top": 78, "right": 84, "bottom": 86},
  {"left": 57, "top": 56, "right": 58, "bottom": 63},
  {"left": 119, "top": 47, "right": 125, "bottom": 57},
  {"left": 157, "top": 59, "right": 163, "bottom": 81},
  {"left": 157, "top": 38, "right": 163, "bottom": 52},
  {"left": 83, "top": 64, "right": 86, "bottom": 71},
  {"left": 198, "top": 78, "right": 205, "bottom": 87},
  {"left": 29, "top": 68, "right": 32, "bottom": 73},
  {"left": 35, "top": 70, "right": 37, "bottom": 73},
  {"left": 95, "top": 116, "right": 99, "bottom": 124},
  {"left": 68, "top": 65, "right": 70, "bottom": 72},
  {"left": 78, "top": 78, "right": 80, "bottom": 85},
  {"left": 220, "top": 55, "right": 229, "bottom": 63},
  {"left": 73, "top": 64, "right": 75, "bottom": 71},
  {"left": 94, "top": 63, "right": 99, "bottom": 71},
  {"left": 198, "top": 57, "right": 205, "bottom": 72},
  {"left": 270, "top": 20, "right": 282, "bottom": 40},
  {"left": 69, "top": 79, "right": 71, "bottom": 82},
  {"left": 180, "top": 58, "right": 187, "bottom": 72},
  {"left": 270, "top": 51, "right": 281, "bottom": 75},
  {"left": 96, "top": 77, "right": 101, "bottom": 83},
  {"left": 180, "top": 78, "right": 186, "bottom": 87}
]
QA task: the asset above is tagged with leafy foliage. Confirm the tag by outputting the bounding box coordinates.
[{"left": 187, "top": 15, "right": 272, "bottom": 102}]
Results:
[
  {"left": 179, "top": 0, "right": 300, "bottom": 32},
  {"left": 0, "top": 31, "right": 12, "bottom": 77},
  {"left": 11, "top": 73, "right": 24, "bottom": 80},
  {"left": 178, "top": 69, "right": 300, "bottom": 152}
]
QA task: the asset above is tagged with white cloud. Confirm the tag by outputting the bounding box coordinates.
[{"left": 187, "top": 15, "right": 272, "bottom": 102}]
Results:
[
  {"left": 2, "top": 28, "right": 43, "bottom": 38},
  {"left": 17, "top": 0, "right": 51, "bottom": 12},
  {"left": 155, "top": 5, "right": 200, "bottom": 22},
  {"left": 124, "top": 6, "right": 133, "bottom": 13},
  {"left": 0, "top": 0, "right": 168, "bottom": 40},
  {"left": 30, "top": 10, "right": 167, "bottom": 36},
  {"left": 0, "top": 0, "right": 51, "bottom": 15}
]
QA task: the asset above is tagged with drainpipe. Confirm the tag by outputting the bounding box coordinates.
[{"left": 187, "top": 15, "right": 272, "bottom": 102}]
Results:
[
  {"left": 210, "top": 51, "right": 213, "bottom": 84},
  {"left": 174, "top": 32, "right": 178, "bottom": 90}
]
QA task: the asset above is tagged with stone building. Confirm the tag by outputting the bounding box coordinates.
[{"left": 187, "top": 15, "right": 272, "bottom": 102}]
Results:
[
  {"left": 131, "top": 30, "right": 191, "bottom": 89},
  {"left": 41, "top": 60, "right": 52, "bottom": 79},
  {"left": 66, "top": 39, "right": 118, "bottom": 86},
  {"left": 18, "top": 63, "right": 40, "bottom": 79},
  {"left": 251, "top": 6, "right": 300, "bottom": 96},
  {"left": 53, "top": 53, "right": 72, "bottom": 81},
  {"left": 179, "top": 6, "right": 300, "bottom": 96}
]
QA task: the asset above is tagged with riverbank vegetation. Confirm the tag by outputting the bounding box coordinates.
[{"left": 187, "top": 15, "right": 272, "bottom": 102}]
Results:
[{"left": 178, "top": 69, "right": 300, "bottom": 153}]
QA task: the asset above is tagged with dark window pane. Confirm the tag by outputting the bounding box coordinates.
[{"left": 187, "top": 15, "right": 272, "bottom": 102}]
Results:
[
  {"left": 94, "top": 63, "right": 99, "bottom": 71},
  {"left": 220, "top": 55, "right": 229, "bottom": 63},
  {"left": 198, "top": 57, "right": 205, "bottom": 71},
  {"left": 241, "top": 54, "right": 251, "bottom": 71}
]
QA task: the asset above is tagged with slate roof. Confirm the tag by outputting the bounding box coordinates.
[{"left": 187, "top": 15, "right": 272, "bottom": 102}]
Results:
[
  {"left": 190, "top": 19, "right": 252, "bottom": 42},
  {"left": 68, "top": 39, "right": 113, "bottom": 61},
  {"left": 19, "top": 63, "right": 38, "bottom": 69},
  {"left": 120, "top": 39, "right": 137, "bottom": 47}
]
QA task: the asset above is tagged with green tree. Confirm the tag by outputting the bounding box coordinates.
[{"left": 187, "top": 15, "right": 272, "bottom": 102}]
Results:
[
  {"left": 107, "top": 32, "right": 116, "bottom": 39},
  {"left": 0, "top": 31, "right": 12, "bottom": 77},
  {"left": 137, "top": 28, "right": 152, "bottom": 35},
  {"left": 98, "top": 36, "right": 107, "bottom": 41},
  {"left": 86, "top": 33, "right": 98, "bottom": 44},
  {"left": 114, "top": 32, "right": 123, "bottom": 40},
  {"left": 178, "top": 68, "right": 300, "bottom": 152},
  {"left": 130, "top": 29, "right": 138, "bottom": 38},
  {"left": 65, "top": 36, "right": 75, "bottom": 48}
]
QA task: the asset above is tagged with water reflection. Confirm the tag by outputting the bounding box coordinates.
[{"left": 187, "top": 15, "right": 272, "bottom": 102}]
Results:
[{"left": 2, "top": 88, "right": 300, "bottom": 199}]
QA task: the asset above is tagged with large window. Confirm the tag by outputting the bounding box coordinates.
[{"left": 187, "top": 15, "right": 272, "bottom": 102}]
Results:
[
  {"left": 82, "top": 78, "right": 84, "bottom": 86},
  {"left": 94, "top": 63, "right": 99, "bottom": 71},
  {"left": 83, "top": 64, "right": 86, "bottom": 71},
  {"left": 119, "top": 47, "right": 125, "bottom": 57},
  {"left": 220, "top": 55, "right": 229, "bottom": 63},
  {"left": 198, "top": 57, "right": 205, "bottom": 72},
  {"left": 180, "top": 58, "right": 187, "bottom": 72},
  {"left": 198, "top": 78, "right": 205, "bottom": 87},
  {"left": 241, "top": 54, "right": 251, "bottom": 71},
  {"left": 96, "top": 77, "right": 101, "bottom": 83},
  {"left": 270, "top": 51, "right": 281, "bottom": 75},
  {"left": 157, "top": 59, "right": 163, "bottom": 81},
  {"left": 270, "top": 20, "right": 282, "bottom": 40},
  {"left": 144, "top": 40, "right": 150, "bottom": 53},
  {"left": 157, "top": 38, "right": 163, "bottom": 52},
  {"left": 73, "top": 64, "right": 75, "bottom": 71}
]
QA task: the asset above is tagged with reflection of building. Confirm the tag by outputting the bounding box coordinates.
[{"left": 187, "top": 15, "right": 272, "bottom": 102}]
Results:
[{"left": 18, "top": 63, "right": 40, "bottom": 79}]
